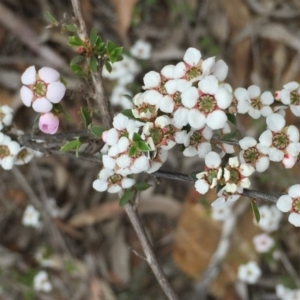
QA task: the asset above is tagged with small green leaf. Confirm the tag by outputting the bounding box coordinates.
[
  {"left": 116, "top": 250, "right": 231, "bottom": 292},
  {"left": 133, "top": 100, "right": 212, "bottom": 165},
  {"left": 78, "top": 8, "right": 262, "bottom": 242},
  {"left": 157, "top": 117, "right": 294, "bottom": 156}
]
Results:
[
  {"left": 132, "top": 132, "right": 142, "bottom": 142},
  {"left": 119, "top": 190, "right": 133, "bottom": 206},
  {"left": 61, "top": 106, "right": 73, "bottom": 122},
  {"left": 95, "top": 36, "right": 103, "bottom": 46},
  {"left": 33, "top": 114, "right": 40, "bottom": 129},
  {"left": 106, "top": 40, "right": 116, "bottom": 54},
  {"left": 128, "top": 144, "right": 137, "bottom": 157},
  {"left": 89, "top": 27, "right": 98, "bottom": 47},
  {"left": 45, "top": 11, "right": 57, "bottom": 23},
  {"left": 61, "top": 139, "right": 81, "bottom": 152},
  {"left": 135, "top": 182, "right": 151, "bottom": 191},
  {"left": 68, "top": 36, "right": 84, "bottom": 46},
  {"left": 71, "top": 55, "right": 84, "bottom": 64},
  {"left": 70, "top": 64, "right": 84, "bottom": 76},
  {"left": 66, "top": 24, "right": 77, "bottom": 32},
  {"left": 80, "top": 107, "right": 92, "bottom": 128},
  {"left": 250, "top": 199, "right": 260, "bottom": 224},
  {"left": 89, "top": 56, "right": 98, "bottom": 72},
  {"left": 189, "top": 171, "right": 200, "bottom": 181},
  {"left": 91, "top": 126, "right": 105, "bottom": 137},
  {"left": 138, "top": 141, "right": 151, "bottom": 151},
  {"left": 111, "top": 46, "right": 123, "bottom": 56},
  {"left": 226, "top": 113, "right": 237, "bottom": 126},
  {"left": 222, "top": 130, "right": 239, "bottom": 140},
  {"left": 104, "top": 61, "right": 112, "bottom": 73}
]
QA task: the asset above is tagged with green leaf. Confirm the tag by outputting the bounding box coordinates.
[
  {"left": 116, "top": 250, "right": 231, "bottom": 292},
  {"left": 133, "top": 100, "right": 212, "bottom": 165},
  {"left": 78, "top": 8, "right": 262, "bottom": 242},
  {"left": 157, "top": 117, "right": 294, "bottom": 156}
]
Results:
[
  {"left": 138, "top": 141, "right": 151, "bottom": 151},
  {"left": 66, "top": 24, "right": 77, "bottom": 32},
  {"left": 250, "top": 199, "right": 260, "bottom": 224},
  {"left": 71, "top": 55, "right": 84, "bottom": 64},
  {"left": 89, "top": 27, "right": 98, "bottom": 47},
  {"left": 89, "top": 56, "right": 98, "bottom": 72},
  {"left": 90, "top": 126, "right": 105, "bottom": 137},
  {"left": 70, "top": 64, "right": 84, "bottom": 76},
  {"left": 189, "top": 171, "right": 200, "bottom": 181},
  {"left": 45, "top": 11, "right": 57, "bottom": 23},
  {"left": 132, "top": 132, "right": 142, "bottom": 142},
  {"left": 68, "top": 36, "right": 84, "bottom": 46},
  {"left": 61, "top": 106, "right": 73, "bottom": 122},
  {"left": 135, "top": 182, "right": 151, "bottom": 191},
  {"left": 121, "top": 109, "right": 135, "bottom": 119},
  {"left": 128, "top": 144, "right": 137, "bottom": 157},
  {"left": 60, "top": 139, "right": 81, "bottom": 152},
  {"left": 111, "top": 46, "right": 123, "bottom": 56},
  {"left": 222, "top": 130, "right": 239, "bottom": 140},
  {"left": 106, "top": 40, "right": 116, "bottom": 54},
  {"left": 119, "top": 190, "right": 133, "bottom": 206},
  {"left": 95, "top": 36, "right": 103, "bottom": 46},
  {"left": 80, "top": 107, "right": 92, "bottom": 128},
  {"left": 226, "top": 113, "right": 237, "bottom": 126},
  {"left": 104, "top": 61, "right": 112, "bottom": 73}
]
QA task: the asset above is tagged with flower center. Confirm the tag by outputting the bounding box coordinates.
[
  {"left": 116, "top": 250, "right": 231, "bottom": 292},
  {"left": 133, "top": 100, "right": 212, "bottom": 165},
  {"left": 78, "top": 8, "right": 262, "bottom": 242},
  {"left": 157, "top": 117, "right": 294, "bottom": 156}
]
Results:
[
  {"left": 250, "top": 97, "right": 261, "bottom": 110},
  {"left": 158, "top": 82, "right": 167, "bottom": 95},
  {"left": 207, "top": 169, "right": 218, "bottom": 185},
  {"left": 190, "top": 131, "right": 203, "bottom": 146},
  {"left": 186, "top": 67, "right": 201, "bottom": 81},
  {"left": 272, "top": 132, "right": 288, "bottom": 150},
  {"left": 150, "top": 127, "right": 163, "bottom": 145},
  {"left": 228, "top": 169, "right": 240, "bottom": 184},
  {"left": 293, "top": 198, "right": 300, "bottom": 213},
  {"left": 173, "top": 92, "right": 182, "bottom": 106},
  {"left": 33, "top": 80, "right": 47, "bottom": 97},
  {"left": 108, "top": 174, "right": 122, "bottom": 185},
  {"left": 243, "top": 147, "right": 259, "bottom": 163},
  {"left": 16, "top": 148, "right": 28, "bottom": 161},
  {"left": 0, "top": 145, "right": 10, "bottom": 158},
  {"left": 290, "top": 91, "right": 300, "bottom": 105},
  {"left": 198, "top": 95, "right": 216, "bottom": 113}
]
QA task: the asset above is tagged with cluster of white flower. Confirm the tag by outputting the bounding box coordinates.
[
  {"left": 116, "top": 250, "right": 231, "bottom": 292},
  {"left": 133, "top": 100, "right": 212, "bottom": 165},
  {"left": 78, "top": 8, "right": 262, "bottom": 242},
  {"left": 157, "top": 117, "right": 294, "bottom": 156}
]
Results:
[
  {"left": 20, "top": 66, "right": 66, "bottom": 134},
  {"left": 22, "top": 205, "right": 42, "bottom": 228},
  {"left": 103, "top": 39, "right": 151, "bottom": 109},
  {"left": 237, "top": 261, "right": 261, "bottom": 284},
  {"left": 33, "top": 270, "right": 52, "bottom": 292},
  {"left": 276, "top": 284, "right": 300, "bottom": 300},
  {"left": 0, "top": 105, "right": 39, "bottom": 170}
]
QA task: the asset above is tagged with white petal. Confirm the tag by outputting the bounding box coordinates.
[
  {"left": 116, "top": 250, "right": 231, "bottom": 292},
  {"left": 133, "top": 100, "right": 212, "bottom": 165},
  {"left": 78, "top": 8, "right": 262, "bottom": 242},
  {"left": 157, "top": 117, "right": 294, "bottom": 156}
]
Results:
[
  {"left": 288, "top": 184, "right": 300, "bottom": 198},
  {"left": 215, "top": 87, "right": 232, "bottom": 109},
  {"left": 183, "top": 47, "right": 201, "bottom": 66},
  {"left": 161, "top": 65, "right": 175, "bottom": 79},
  {"left": 266, "top": 113, "right": 285, "bottom": 132},
  {"left": 143, "top": 90, "right": 162, "bottom": 105},
  {"left": 143, "top": 71, "right": 161, "bottom": 89},
  {"left": 212, "top": 59, "right": 228, "bottom": 81},
  {"left": 290, "top": 105, "right": 300, "bottom": 116},
  {"left": 172, "top": 107, "right": 189, "bottom": 129},
  {"left": 118, "top": 137, "right": 130, "bottom": 152},
  {"left": 188, "top": 109, "right": 206, "bottom": 129},
  {"left": 282, "top": 154, "right": 297, "bottom": 169},
  {"left": 258, "top": 130, "right": 273, "bottom": 147},
  {"left": 201, "top": 57, "right": 215, "bottom": 76},
  {"left": 21, "top": 66, "right": 36, "bottom": 85},
  {"left": 102, "top": 155, "right": 116, "bottom": 169},
  {"left": 20, "top": 86, "right": 33, "bottom": 107},
  {"left": 198, "top": 75, "right": 219, "bottom": 94},
  {"left": 288, "top": 212, "right": 300, "bottom": 227},
  {"left": 248, "top": 108, "right": 260, "bottom": 119},
  {"left": 106, "top": 128, "right": 119, "bottom": 146},
  {"left": 205, "top": 151, "right": 221, "bottom": 168},
  {"left": 93, "top": 179, "right": 108, "bottom": 192},
  {"left": 280, "top": 89, "right": 291, "bottom": 105},
  {"left": 206, "top": 110, "right": 227, "bottom": 130},
  {"left": 260, "top": 91, "right": 274, "bottom": 105},
  {"left": 121, "top": 178, "right": 135, "bottom": 189},
  {"left": 197, "top": 142, "right": 211, "bottom": 158},
  {"left": 195, "top": 179, "right": 209, "bottom": 194},
  {"left": 173, "top": 62, "right": 186, "bottom": 79},
  {"left": 283, "top": 81, "right": 299, "bottom": 91},
  {"left": 108, "top": 184, "right": 122, "bottom": 193},
  {"left": 269, "top": 148, "right": 284, "bottom": 162},
  {"left": 181, "top": 87, "right": 198, "bottom": 108},
  {"left": 248, "top": 85, "right": 260, "bottom": 98},
  {"left": 211, "top": 197, "right": 226, "bottom": 207},
  {"left": 32, "top": 98, "right": 53, "bottom": 113},
  {"left": 276, "top": 195, "right": 293, "bottom": 212},
  {"left": 46, "top": 82, "right": 66, "bottom": 103},
  {"left": 240, "top": 163, "right": 255, "bottom": 176},
  {"left": 183, "top": 146, "right": 198, "bottom": 157},
  {"left": 255, "top": 156, "right": 269, "bottom": 172},
  {"left": 38, "top": 67, "right": 60, "bottom": 83},
  {"left": 164, "top": 80, "right": 178, "bottom": 94},
  {"left": 287, "top": 125, "right": 299, "bottom": 142},
  {"left": 159, "top": 95, "right": 174, "bottom": 113},
  {"left": 239, "top": 137, "right": 257, "bottom": 149}
]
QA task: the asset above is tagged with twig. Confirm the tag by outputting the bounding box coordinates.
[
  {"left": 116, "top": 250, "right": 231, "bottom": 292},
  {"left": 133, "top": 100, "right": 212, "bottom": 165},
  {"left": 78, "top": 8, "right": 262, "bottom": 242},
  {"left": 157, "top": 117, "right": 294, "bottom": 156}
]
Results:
[{"left": 123, "top": 202, "right": 179, "bottom": 300}]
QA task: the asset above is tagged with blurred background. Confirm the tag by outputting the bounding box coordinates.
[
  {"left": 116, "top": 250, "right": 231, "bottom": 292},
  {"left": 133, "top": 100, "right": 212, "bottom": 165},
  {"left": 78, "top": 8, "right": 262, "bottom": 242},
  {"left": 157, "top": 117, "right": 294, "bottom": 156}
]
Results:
[{"left": 1, "top": 0, "right": 300, "bottom": 299}]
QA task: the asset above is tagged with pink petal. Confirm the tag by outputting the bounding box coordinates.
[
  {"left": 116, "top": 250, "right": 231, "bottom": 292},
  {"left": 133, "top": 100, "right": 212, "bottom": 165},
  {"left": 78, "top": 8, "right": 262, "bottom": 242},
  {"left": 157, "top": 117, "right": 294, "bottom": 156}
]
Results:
[
  {"left": 32, "top": 98, "right": 53, "bottom": 113},
  {"left": 38, "top": 67, "right": 60, "bottom": 83},
  {"left": 46, "top": 82, "right": 66, "bottom": 103},
  {"left": 20, "top": 86, "right": 33, "bottom": 107},
  {"left": 21, "top": 66, "right": 36, "bottom": 85}
]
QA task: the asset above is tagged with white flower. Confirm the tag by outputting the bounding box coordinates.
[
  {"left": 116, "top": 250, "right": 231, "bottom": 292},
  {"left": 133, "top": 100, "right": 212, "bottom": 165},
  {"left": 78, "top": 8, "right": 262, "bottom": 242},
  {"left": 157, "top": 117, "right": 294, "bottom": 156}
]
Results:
[
  {"left": 130, "top": 40, "right": 152, "bottom": 60},
  {"left": 0, "top": 105, "right": 13, "bottom": 130},
  {"left": 253, "top": 233, "right": 274, "bottom": 253},
  {"left": 110, "top": 85, "right": 132, "bottom": 109},
  {"left": 33, "top": 271, "right": 52, "bottom": 292},
  {"left": 277, "top": 184, "right": 300, "bottom": 227},
  {"left": 14, "top": 147, "right": 35, "bottom": 165},
  {"left": 183, "top": 47, "right": 201, "bottom": 66},
  {"left": 276, "top": 284, "right": 300, "bottom": 300},
  {"left": 93, "top": 168, "right": 135, "bottom": 193},
  {"left": 237, "top": 261, "right": 261, "bottom": 284},
  {"left": 22, "top": 205, "right": 41, "bottom": 228},
  {"left": 143, "top": 71, "right": 161, "bottom": 89},
  {"left": 20, "top": 66, "right": 66, "bottom": 113},
  {"left": 211, "top": 202, "right": 233, "bottom": 222},
  {"left": 256, "top": 205, "right": 282, "bottom": 232},
  {"left": 211, "top": 187, "right": 241, "bottom": 207},
  {"left": 0, "top": 133, "right": 20, "bottom": 170}
]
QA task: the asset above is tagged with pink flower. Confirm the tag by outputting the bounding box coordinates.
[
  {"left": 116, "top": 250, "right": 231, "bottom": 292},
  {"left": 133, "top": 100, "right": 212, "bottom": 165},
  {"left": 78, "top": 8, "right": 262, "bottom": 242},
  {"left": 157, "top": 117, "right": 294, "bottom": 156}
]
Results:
[
  {"left": 20, "top": 66, "right": 66, "bottom": 113},
  {"left": 39, "top": 113, "right": 59, "bottom": 134}
]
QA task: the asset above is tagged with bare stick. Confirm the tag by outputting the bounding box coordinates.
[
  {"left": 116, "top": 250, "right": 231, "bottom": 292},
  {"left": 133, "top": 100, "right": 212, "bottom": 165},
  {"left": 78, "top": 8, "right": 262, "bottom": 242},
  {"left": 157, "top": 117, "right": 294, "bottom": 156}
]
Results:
[{"left": 123, "top": 202, "right": 179, "bottom": 300}]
